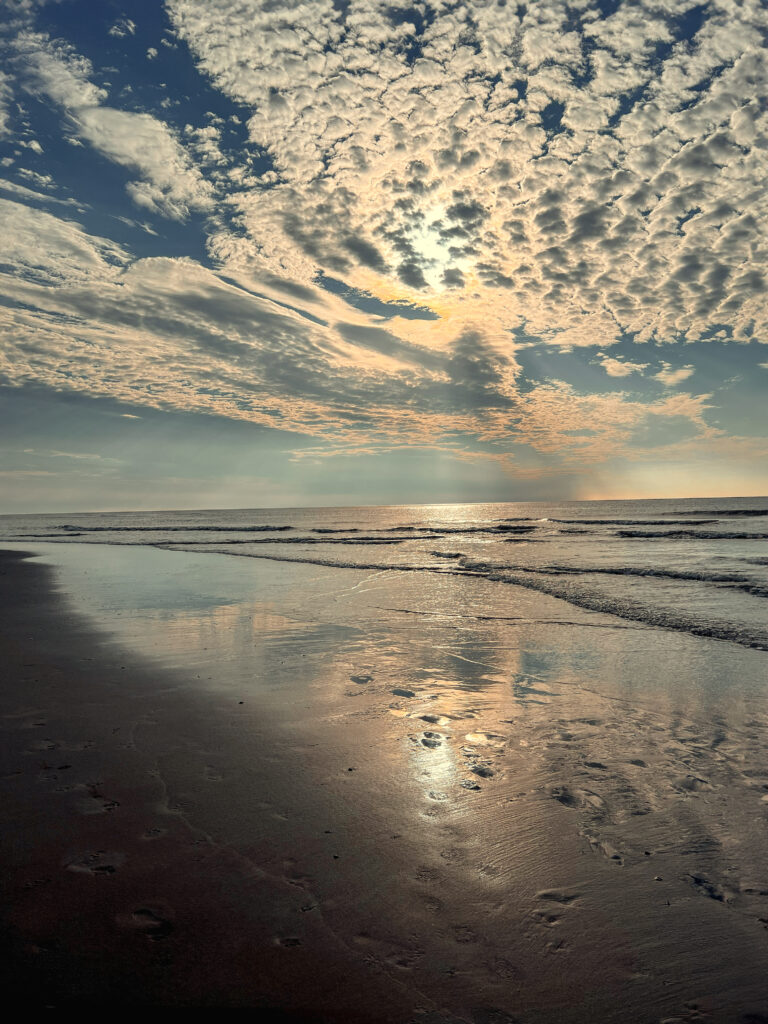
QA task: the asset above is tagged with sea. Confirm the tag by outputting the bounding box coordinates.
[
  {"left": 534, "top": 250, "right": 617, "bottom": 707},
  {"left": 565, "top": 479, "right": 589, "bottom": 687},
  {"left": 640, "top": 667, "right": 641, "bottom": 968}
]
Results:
[{"left": 1, "top": 496, "right": 766, "bottom": 651}]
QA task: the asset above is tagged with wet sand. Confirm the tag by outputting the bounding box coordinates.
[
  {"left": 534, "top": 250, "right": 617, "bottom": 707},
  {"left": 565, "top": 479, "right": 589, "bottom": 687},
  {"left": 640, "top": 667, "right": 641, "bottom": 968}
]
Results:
[{"left": 2, "top": 547, "right": 768, "bottom": 1020}]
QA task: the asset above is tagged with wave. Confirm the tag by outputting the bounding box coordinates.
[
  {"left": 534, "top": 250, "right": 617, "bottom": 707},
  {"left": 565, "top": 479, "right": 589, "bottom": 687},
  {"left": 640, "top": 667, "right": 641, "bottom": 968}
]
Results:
[
  {"left": 161, "top": 536, "right": 408, "bottom": 546},
  {"left": 59, "top": 523, "right": 294, "bottom": 533},
  {"left": 385, "top": 525, "right": 535, "bottom": 535},
  {"left": 458, "top": 558, "right": 768, "bottom": 650},
  {"left": 671, "top": 508, "right": 768, "bottom": 517},
  {"left": 487, "top": 562, "right": 768, "bottom": 599},
  {"left": 541, "top": 518, "right": 718, "bottom": 526},
  {"left": 148, "top": 543, "right": 768, "bottom": 651},
  {"left": 505, "top": 563, "right": 745, "bottom": 583},
  {"left": 616, "top": 529, "right": 768, "bottom": 540},
  {"left": 18, "top": 532, "right": 87, "bottom": 538}
]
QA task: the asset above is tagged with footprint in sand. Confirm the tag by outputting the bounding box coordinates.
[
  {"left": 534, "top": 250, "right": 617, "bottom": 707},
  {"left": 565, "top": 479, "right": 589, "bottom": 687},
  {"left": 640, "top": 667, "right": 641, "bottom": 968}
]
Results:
[
  {"left": 420, "top": 714, "right": 452, "bottom": 727},
  {"left": 686, "top": 873, "right": 732, "bottom": 903},
  {"left": 673, "top": 775, "right": 713, "bottom": 793},
  {"left": 117, "top": 904, "right": 174, "bottom": 940},
  {"left": 353, "top": 933, "right": 424, "bottom": 970},
  {"left": 535, "top": 889, "right": 582, "bottom": 905},
  {"left": 415, "top": 865, "right": 442, "bottom": 884},
  {"left": 585, "top": 836, "right": 624, "bottom": 865},
  {"left": 65, "top": 850, "right": 123, "bottom": 875},
  {"left": 283, "top": 858, "right": 314, "bottom": 890},
  {"left": 471, "top": 1008, "right": 521, "bottom": 1024},
  {"left": 465, "top": 732, "right": 506, "bottom": 749},
  {"left": 530, "top": 890, "right": 582, "bottom": 937},
  {"left": 26, "top": 739, "right": 59, "bottom": 752},
  {"left": 551, "top": 785, "right": 606, "bottom": 815},
  {"left": 75, "top": 783, "right": 120, "bottom": 815},
  {"left": 532, "top": 907, "right": 563, "bottom": 927}
]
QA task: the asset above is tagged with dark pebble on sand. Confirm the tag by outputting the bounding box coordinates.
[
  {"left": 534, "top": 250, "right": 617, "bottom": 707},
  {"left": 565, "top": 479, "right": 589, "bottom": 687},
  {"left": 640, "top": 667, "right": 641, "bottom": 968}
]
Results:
[{"left": 392, "top": 688, "right": 415, "bottom": 697}]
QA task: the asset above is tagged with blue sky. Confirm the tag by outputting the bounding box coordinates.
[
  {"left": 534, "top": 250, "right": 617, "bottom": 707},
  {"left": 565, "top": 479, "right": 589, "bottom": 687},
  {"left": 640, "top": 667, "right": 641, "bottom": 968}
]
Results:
[{"left": 1, "top": 0, "right": 767, "bottom": 511}]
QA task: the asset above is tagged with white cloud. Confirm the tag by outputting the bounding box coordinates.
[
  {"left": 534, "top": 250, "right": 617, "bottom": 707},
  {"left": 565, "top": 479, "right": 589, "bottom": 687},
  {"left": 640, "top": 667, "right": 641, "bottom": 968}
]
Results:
[
  {"left": 0, "top": 176, "right": 80, "bottom": 206},
  {"left": 0, "top": 70, "right": 13, "bottom": 136},
  {"left": 108, "top": 18, "right": 136, "bottom": 38},
  {"left": 15, "top": 33, "right": 213, "bottom": 220},
  {"left": 159, "top": 0, "right": 768, "bottom": 351},
  {"left": 655, "top": 363, "right": 696, "bottom": 387},
  {"left": 0, "top": 196, "right": 129, "bottom": 284},
  {"left": 597, "top": 355, "right": 649, "bottom": 377},
  {"left": 0, "top": 198, "right": 721, "bottom": 473}
]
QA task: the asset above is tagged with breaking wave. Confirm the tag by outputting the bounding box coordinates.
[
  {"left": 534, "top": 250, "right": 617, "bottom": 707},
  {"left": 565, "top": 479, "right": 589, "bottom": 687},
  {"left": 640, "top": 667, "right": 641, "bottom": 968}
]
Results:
[{"left": 616, "top": 530, "right": 768, "bottom": 540}]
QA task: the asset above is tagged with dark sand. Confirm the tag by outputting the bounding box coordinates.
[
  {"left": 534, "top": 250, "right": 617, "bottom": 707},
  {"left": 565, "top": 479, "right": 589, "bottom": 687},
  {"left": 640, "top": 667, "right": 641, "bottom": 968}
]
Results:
[{"left": 2, "top": 548, "right": 768, "bottom": 1020}]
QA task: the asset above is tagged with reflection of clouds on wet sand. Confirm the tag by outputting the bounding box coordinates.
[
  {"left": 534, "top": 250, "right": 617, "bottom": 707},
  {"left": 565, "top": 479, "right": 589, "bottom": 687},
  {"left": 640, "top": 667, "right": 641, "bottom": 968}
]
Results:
[{"left": 29, "top": 543, "right": 768, "bottom": 1017}]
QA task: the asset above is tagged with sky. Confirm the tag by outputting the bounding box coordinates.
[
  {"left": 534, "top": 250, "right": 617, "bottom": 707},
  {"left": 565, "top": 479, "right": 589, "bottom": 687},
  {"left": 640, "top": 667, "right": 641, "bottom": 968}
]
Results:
[{"left": 0, "top": 0, "right": 767, "bottom": 512}]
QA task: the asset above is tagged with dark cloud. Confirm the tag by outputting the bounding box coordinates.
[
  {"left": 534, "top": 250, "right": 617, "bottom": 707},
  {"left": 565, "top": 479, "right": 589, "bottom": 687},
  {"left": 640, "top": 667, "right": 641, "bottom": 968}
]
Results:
[
  {"left": 335, "top": 321, "right": 443, "bottom": 370},
  {"left": 340, "top": 233, "right": 388, "bottom": 272},
  {"left": 397, "top": 259, "right": 429, "bottom": 289},
  {"left": 441, "top": 267, "right": 464, "bottom": 287}
]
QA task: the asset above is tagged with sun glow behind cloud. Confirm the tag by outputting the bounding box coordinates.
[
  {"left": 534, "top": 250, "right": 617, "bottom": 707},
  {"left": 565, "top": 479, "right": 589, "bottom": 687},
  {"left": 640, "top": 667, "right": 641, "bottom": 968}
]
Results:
[{"left": 0, "top": 0, "right": 766, "bottom": 507}]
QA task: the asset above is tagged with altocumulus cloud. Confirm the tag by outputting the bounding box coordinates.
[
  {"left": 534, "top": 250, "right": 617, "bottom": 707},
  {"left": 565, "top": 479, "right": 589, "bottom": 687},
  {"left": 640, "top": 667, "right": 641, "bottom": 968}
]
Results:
[{"left": 0, "top": 0, "right": 766, "bottom": 487}]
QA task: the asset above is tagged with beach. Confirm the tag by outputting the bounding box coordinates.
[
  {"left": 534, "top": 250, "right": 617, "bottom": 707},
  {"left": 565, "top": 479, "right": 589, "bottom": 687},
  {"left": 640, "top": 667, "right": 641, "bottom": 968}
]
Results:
[{"left": 1, "top": 530, "right": 767, "bottom": 1019}]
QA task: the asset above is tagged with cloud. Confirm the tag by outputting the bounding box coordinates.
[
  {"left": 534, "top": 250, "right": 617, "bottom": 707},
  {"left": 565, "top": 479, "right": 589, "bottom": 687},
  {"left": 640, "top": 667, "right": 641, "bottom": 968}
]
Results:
[
  {"left": 0, "top": 70, "right": 13, "bottom": 136},
  {"left": 23, "top": 447, "right": 121, "bottom": 462},
  {"left": 1, "top": 0, "right": 766, "bottom": 489},
  {"left": 596, "top": 355, "right": 649, "bottom": 378},
  {"left": 0, "top": 195, "right": 719, "bottom": 475},
  {"left": 162, "top": 0, "right": 768, "bottom": 352},
  {"left": 14, "top": 33, "right": 213, "bottom": 220},
  {"left": 0, "top": 196, "right": 130, "bottom": 284},
  {"left": 108, "top": 18, "right": 136, "bottom": 38},
  {"left": 655, "top": 363, "right": 696, "bottom": 387}
]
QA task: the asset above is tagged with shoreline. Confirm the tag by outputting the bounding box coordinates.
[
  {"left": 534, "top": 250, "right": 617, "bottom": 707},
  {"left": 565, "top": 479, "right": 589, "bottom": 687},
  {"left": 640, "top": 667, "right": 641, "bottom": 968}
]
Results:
[{"left": 2, "top": 547, "right": 768, "bottom": 1018}]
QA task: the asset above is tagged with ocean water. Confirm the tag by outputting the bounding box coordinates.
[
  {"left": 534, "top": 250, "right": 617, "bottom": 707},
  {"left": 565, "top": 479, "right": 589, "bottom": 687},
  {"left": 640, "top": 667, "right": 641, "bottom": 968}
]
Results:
[{"left": 1, "top": 497, "right": 767, "bottom": 650}]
